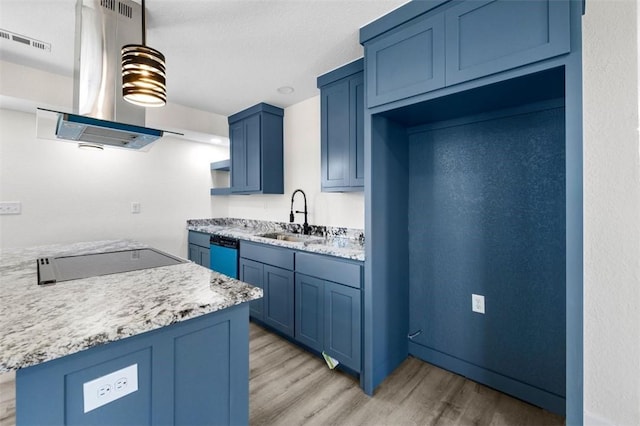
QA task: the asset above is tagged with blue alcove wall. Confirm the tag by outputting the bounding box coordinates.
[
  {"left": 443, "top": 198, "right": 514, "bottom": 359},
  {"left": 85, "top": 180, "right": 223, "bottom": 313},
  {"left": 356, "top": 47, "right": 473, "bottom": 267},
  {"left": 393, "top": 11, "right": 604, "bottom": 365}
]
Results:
[{"left": 407, "top": 104, "right": 566, "bottom": 400}]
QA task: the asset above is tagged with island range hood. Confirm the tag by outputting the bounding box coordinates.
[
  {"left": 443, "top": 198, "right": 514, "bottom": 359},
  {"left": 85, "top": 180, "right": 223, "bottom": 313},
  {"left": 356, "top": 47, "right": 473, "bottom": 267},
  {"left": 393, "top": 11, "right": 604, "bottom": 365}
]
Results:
[{"left": 47, "top": 0, "right": 169, "bottom": 149}]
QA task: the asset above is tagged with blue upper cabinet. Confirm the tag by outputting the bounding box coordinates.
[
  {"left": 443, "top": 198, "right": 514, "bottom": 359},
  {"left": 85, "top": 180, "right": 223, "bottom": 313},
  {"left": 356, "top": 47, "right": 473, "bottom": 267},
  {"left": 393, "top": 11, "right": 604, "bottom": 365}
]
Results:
[
  {"left": 361, "top": 0, "right": 570, "bottom": 108},
  {"left": 317, "top": 59, "right": 365, "bottom": 192},
  {"left": 364, "top": 13, "right": 445, "bottom": 108},
  {"left": 228, "top": 103, "right": 284, "bottom": 194},
  {"left": 445, "top": 0, "right": 570, "bottom": 85}
]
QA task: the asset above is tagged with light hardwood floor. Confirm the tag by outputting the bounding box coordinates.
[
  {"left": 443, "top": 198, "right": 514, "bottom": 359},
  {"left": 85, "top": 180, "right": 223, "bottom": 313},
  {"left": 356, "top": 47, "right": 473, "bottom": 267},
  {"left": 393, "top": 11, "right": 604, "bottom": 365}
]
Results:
[
  {"left": 249, "top": 323, "right": 564, "bottom": 426},
  {"left": 0, "top": 323, "right": 565, "bottom": 426}
]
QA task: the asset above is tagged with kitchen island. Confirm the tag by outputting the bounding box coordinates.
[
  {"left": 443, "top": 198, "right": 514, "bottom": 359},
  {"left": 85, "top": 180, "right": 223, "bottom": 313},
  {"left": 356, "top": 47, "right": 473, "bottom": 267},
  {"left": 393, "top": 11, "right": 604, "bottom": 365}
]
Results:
[{"left": 0, "top": 240, "right": 262, "bottom": 425}]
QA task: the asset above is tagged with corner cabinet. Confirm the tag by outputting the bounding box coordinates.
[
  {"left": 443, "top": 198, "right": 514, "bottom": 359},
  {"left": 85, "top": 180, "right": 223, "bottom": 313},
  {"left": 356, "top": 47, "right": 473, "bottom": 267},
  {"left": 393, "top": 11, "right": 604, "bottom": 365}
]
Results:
[
  {"left": 188, "top": 231, "right": 210, "bottom": 268},
  {"left": 317, "top": 59, "right": 365, "bottom": 192},
  {"left": 228, "top": 103, "right": 284, "bottom": 194}
]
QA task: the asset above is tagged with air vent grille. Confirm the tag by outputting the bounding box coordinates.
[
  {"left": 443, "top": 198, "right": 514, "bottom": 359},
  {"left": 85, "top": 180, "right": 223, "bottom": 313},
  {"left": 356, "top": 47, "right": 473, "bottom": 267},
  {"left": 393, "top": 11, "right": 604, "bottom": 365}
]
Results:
[
  {"left": 118, "top": 2, "right": 132, "bottom": 18},
  {"left": 99, "top": 0, "right": 131, "bottom": 18},
  {"left": 0, "top": 28, "right": 51, "bottom": 52},
  {"left": 100, "top": 0, "right": 115, "bottom": 11}
]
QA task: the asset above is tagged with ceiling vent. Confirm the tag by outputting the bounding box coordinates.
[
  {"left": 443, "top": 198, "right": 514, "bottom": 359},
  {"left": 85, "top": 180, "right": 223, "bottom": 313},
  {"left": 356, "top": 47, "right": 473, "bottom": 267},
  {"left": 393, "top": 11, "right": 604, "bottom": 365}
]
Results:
[{"left": 0, "top": 28, "right": 51, "bottom": 52}]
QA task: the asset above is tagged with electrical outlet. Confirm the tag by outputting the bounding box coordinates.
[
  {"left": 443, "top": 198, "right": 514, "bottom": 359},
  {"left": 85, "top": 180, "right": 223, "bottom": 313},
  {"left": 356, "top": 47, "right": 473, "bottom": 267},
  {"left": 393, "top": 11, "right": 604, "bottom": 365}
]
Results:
[
  {"left": 0, "top": 201, "right": 21, "bottom": 215},
  {"left": 83, "top": 364, "right": 138, "bottom": 413},
  {"left": 472, "top": 294, "right": 485, "bottom": 314},
  {"left": 131, "top": 202, "right": 141, "bottom": 214}
]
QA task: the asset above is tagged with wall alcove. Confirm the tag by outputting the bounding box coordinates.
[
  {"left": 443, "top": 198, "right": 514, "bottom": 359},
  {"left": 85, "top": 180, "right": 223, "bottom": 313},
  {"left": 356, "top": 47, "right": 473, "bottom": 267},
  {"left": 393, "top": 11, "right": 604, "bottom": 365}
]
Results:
[{"left": 365, "top": 65, "right": 578, "bottom": 416}]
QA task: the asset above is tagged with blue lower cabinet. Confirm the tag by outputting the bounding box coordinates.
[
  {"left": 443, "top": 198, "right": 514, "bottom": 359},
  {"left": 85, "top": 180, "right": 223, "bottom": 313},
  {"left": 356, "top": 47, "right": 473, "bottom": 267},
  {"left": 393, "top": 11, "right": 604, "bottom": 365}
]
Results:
[
  {"left": 240, "top": 243, "right": 295, "bottom": 330},
  {"left": 324, "top": 282, "right": 361, "bottom": 372},
  {"left": 294, "top": 273, "right": 362, "bottom": 372},
  {"left": 188, "top": 231, "right": 210, "bottom": 268},
  {"left": 295, "top": 274, "right": 324, "bottom": 352},
  {"left": 17, "top": 304, "right": 250, "bottom": 425},
  {"left": 263, "top": 265, "right": 295, "bottom": 337},
  {"left": 241, "top": 241, "right": 363, "bottom": 375},
  {"left": 240, "top": 258, "right": 264, "bottom": 321}
]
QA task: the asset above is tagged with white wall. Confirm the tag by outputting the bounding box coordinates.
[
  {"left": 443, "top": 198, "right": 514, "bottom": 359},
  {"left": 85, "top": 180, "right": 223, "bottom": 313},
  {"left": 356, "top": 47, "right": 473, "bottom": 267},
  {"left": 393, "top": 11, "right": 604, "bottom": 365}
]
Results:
[
  {"left": 0, "top": 109, "right": 229, "bottom": 257},
  {"left": 211, "top": 96, "right": 365, "bottom": 229},
  {"left": 583, "top": 1, "right": 640, "bottom": 425}
]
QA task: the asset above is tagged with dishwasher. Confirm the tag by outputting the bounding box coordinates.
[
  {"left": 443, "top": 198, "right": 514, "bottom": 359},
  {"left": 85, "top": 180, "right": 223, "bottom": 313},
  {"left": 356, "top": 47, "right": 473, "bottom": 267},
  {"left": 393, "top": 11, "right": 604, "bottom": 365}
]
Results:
[{"left": 209, "top": 235, "right": 239, "bottom": 279}]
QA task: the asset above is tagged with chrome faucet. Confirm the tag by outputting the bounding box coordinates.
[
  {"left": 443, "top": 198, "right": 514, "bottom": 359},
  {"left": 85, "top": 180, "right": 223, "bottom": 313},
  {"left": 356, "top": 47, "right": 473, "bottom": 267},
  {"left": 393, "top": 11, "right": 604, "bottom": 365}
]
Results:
[{"left": 290, "top": 189, "right": 310, "bottom": 235}]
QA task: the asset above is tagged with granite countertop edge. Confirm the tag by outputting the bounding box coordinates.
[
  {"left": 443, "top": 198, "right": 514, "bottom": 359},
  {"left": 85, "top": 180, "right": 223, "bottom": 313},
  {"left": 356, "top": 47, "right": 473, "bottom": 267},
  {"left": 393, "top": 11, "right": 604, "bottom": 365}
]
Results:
[
  {"left": 186, "top": 218, "right": 365, "bottom": 262},
  {"left": 0, "top": 240, "right": 262, "bottom": 373}
]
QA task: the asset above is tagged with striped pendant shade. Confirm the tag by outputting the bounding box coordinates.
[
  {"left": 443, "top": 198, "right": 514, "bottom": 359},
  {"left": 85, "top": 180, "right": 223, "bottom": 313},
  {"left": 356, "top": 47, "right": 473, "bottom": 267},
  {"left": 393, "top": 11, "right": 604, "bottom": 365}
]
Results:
[
  {"left": 122, "top": 44, "right": 166, "bottom": 107},
  {"left": 121, "top": 0, "right": 166, "bottom": 108}
]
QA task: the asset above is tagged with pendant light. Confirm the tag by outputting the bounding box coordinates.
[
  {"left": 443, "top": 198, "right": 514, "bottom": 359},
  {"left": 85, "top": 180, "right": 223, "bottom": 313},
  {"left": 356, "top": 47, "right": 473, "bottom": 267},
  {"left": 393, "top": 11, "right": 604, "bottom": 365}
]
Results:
[{"left": 121, "top": 0, "right": 166, "bottom": 107}]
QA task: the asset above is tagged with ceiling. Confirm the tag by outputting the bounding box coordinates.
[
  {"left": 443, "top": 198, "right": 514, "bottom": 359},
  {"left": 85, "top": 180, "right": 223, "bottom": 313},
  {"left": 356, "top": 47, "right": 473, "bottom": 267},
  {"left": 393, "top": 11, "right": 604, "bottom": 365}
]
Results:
[{"left": 0, "top": 0, "right": 407, "bottom": 117}]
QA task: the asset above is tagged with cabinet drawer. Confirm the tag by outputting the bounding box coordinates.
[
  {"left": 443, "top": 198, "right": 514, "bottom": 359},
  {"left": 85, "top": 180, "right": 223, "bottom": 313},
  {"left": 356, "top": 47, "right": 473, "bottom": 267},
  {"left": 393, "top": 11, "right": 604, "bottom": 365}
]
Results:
[
  {"left": 240, "top": 241, "right": 294, "bottom": 270},
  {"left": 365, "top": 13, "right": 445, "bottom": 107},
  {"left": 188, "top": 231, "right": 210, "bottom": 247},
  {"left": 296, "top": 252, "right": 362, "bottom": 289},
  {"left": 445, "top": 0, "right": 570, "bottom": 85}
]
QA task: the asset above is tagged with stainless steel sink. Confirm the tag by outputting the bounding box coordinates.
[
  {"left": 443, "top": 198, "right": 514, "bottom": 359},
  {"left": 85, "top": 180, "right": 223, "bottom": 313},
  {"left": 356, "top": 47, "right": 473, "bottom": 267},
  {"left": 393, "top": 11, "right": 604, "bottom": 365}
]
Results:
[{"left": 257, "top": 232, "right": 322, "bottom": 243}]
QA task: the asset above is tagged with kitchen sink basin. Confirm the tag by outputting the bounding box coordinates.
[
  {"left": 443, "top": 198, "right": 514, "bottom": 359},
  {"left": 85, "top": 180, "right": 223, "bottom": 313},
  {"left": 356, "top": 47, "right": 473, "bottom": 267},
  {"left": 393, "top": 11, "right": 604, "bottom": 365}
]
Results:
[{"left": 257, "top": 232, "right": 322, "bottom": 243}]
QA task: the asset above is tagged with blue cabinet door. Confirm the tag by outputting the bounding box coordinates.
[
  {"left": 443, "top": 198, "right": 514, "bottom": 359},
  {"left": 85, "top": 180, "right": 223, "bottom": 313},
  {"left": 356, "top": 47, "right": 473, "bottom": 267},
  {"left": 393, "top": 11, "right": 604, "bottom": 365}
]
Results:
[
  {"left": 324, "top": 281, "right": 361, "bottom": 372},
  {"left": 243, "top": 113, "right": 262, "bottom": 193},
  {"left": 230, "top": 121, "right": 245, "bottom": 192},
  {"left": 318, "top": 60, "right": 365, "bottom": 192},
  {"left": 263, "top": 265, "right": 295, "bottom": 337},
  {"left": 445, "top": 0, "right": 570, "bottom": 85},
  {"left": 228, "top": 103, "right": 284, "bottom": 195},
  {"left": 239, "top": 258, "right": 264, "bottom": 321},
  {"left": 365, "top": 13, "right": 445, "bottom": 107},
  {"left": 230, "top": 115, "right": 261, "bottom": 193},
  {"left": 295, "top": 273, "right": 324, "bottom": 352},
  {"left": 188, "top": 231, "right": 210, "bottom": 268},
  {"left": 350, "top": 73, "right": 365, "bottom": 187},
  {"left": 188, "top": 244, "right": 210, "bottom": 268},
  {"left": 321, "top": 79, "right": 351, "bottom": 189}
]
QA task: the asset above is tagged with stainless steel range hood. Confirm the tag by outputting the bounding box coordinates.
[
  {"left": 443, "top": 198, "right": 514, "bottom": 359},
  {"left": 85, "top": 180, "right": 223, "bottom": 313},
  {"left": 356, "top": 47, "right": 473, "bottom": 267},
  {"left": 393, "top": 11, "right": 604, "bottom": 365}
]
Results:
[{"left": 41, "top": 0, "right": 174, "bottom": 150}]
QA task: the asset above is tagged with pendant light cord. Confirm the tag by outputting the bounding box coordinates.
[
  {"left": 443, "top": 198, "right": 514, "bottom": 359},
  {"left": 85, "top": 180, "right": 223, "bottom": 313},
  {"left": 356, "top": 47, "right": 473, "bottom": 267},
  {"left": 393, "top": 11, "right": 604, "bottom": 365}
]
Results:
[{"left": 141, "top": 0, "right": 146, "bottom": 46}]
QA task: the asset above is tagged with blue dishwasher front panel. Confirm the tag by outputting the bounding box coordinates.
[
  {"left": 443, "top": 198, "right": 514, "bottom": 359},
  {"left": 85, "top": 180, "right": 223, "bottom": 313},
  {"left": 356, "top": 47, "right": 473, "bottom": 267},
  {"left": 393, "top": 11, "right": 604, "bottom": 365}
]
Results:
[{"left": 210, "top": 235, "right": 239, "bottom": 278}]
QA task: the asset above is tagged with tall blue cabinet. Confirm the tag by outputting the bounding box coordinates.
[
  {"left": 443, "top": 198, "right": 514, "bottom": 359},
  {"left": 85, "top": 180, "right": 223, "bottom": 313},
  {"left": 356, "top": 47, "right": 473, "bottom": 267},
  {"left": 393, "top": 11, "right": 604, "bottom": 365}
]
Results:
[
  {"left": 317, "top": 59, "right": 365, "bottom": 192},
  {"left": 228, "top": 103, "right": 284, "bottom": 194},
  {"left": 360, "top": 0, "right": 583, "bottom": 423}
]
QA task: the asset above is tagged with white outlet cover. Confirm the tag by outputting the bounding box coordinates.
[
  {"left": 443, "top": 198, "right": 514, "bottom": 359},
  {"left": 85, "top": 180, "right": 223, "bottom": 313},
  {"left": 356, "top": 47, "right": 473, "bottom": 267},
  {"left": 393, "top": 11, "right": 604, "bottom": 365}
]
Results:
[
  {"left": 0, "top": 201, "right": 21, "bottom": 215},
  {"left": 472, "top": 294, "right": 485, "bottom": 314},
  {"left": 83, "top": 364, "right": 138, "bottom": 413}
]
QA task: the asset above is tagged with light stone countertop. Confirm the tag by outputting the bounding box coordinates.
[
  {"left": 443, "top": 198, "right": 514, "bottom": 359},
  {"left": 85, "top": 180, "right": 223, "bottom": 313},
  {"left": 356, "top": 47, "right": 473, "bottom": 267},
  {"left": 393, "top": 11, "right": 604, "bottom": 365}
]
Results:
[
  {"left": 187, "top": 218, "right": 365, "bottom": 262},
  {"left": 0, "top": 240, "right": 262, "bottom": 373}
]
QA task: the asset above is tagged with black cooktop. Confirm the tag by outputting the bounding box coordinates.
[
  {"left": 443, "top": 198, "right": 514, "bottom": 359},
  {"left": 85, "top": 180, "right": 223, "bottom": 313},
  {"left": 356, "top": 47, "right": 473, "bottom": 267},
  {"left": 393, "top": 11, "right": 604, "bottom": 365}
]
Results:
[{"left": 37, "top": 248, "right": 185, "bottom": 285}]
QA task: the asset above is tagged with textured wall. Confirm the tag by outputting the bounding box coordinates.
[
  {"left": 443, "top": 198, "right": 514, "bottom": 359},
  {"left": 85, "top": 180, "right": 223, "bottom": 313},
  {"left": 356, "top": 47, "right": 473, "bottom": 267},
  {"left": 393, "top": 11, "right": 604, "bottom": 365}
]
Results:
[
  {"left": 583, "top": 1, "right": 640, "bottom": 425},
  {"left": 408, "top": 106, "right": 566, "bottom": 399}
]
